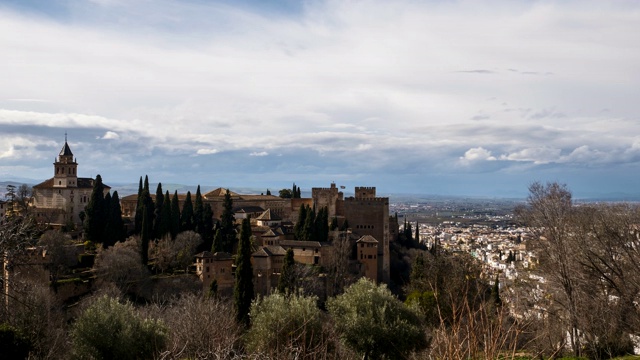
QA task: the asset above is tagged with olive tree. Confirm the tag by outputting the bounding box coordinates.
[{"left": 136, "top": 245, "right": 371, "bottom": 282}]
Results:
[
  {"left": 328, "top": 278, "right": 428, "bottom": 359},
  {"left": 246, "top": 291, "right": 332, "bottom": 358},
  {"left": 72, "top": 295, "right": 167, "bottom": 360}
]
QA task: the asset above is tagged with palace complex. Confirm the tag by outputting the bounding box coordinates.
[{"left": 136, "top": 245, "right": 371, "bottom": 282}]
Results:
[{"left": 24, "top": 140, "right": 395, "bottom": 298}]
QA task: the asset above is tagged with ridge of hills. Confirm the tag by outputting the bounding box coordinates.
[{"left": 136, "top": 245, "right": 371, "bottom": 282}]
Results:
[{"left": 2, "top": 179, "right": 640, "bottom": 202}]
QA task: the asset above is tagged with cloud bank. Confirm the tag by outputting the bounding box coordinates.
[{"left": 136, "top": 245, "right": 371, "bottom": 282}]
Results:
[{"left": 0, "top": 0, "right": 639, "bottom": 196}]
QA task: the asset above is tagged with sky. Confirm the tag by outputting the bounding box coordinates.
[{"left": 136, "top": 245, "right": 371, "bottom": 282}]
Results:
[{"left": 0, "top": 0, "right": 639, "bottom": 198}]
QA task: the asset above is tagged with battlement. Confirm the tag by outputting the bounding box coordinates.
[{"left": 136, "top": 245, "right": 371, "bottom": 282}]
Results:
[
  {"left": 312, "top": 182, "right": 338, "bottom": 193},
  {"left": 345, "top": 197, "right": 389, "bottom": 204},
  {"left": 354, "top": 187, "right": 376, "bottom": 199},
  {"left": 312, "top": 187, "right": 337, "bottom": 193}
]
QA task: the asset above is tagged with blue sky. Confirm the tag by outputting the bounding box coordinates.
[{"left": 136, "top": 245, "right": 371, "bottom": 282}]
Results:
[{"left": 1, "top": 0, "right": 639, "bottom": 198}]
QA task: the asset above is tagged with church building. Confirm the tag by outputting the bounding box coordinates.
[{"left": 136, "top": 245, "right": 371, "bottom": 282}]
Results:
[{"left": 32, "top": 138, "right": 109, "bottom": 228}]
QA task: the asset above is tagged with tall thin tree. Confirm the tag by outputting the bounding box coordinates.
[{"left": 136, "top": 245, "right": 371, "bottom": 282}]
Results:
[
  {"left": 194, "top": 185, "right": 204, "bottom": 236},
  {"left": 154, "top": 183, "right": 164, "bottom": 239},
  {"left": 84, "top": 174, "right": 106, "bottom": 244},
  {"left": 234, "top": 217, "right": 254, "bottom": 326},
  {"left": 294, "top": 204, "right": 307, "bottom": 240},
  {"left": 141, "top": 206, "right": 150, "bottom": 265},
  {"left": 277, "top": 248, "right": 295, "bottom": 294},
  {"left": 170, "top": 190, "right": 180, "bottom": 239},
  {"left": 219, "top": 189, "right": 236, "bottom": 253},
  {"left": 134, "top": 176, "right": 143, "bottom": 234},
  {"left": 159, "top": 190, "right": 171, "bottom": 239},
  {"left": 181, "top": 191, "right": 194, "bottom": 231}
]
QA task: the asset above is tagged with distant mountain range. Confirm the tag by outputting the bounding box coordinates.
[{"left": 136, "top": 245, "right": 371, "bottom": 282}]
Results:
[{"left": 2, "top": 178, "right": 640, "bottom": 202}]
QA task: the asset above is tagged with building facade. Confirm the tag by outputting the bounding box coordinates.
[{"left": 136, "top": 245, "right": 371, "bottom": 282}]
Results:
[
  {"left": 32, "top": 139, "right": 110, "bottom": 228},
  {"left": 312, "top": 183, "right": 390, "bottom": 283}
]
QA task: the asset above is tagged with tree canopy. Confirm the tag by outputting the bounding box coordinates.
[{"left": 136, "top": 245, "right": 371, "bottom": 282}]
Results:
[{"left": 328, "top": 278, "right": 427, "bottom": 359}]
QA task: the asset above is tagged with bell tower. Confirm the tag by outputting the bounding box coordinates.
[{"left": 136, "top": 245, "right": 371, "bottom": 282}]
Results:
[{"left": 53, "top": 133, "right": 78, "bottom": 188}]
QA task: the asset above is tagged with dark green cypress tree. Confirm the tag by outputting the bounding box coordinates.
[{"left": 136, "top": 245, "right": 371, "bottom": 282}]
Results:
[
  {"left": 212, "top": 228, "right": 222, "bottom": 253},
  {"left": 153, "top": 183, "right": 164, "bottom": 239},
  {"left": 314, "top": 206, "right": 329, "bottom": 242},
  {"left": 330, "top": 216, "right": 339, "bottom": 231},
  {"left": 410, "top": 252, "right": 426, "bottom": 285},
  {"left": 181, "top": 191, "right": 194, "bottom": 231},
  {"left": 340, "top": 218, "right": 349, "bottom": 231},
  {"left": 234, "top": 217, "right": 254, "bottom": 326},
  {"left": 320, "top": 207, "right": 329, "bottom": 241},
  {"left": 292, "top": 183, "right": 298, "bottom": 199},
  {"left": 201, "top": 203, "right": 214, "bottom": 251},
  {"left": 159, "top": 190, "right": 171, "bottom": 239},
  {"left": 135, "top": 176, "right": 143, "bottom": 234},
  {"left": 101, "top": 192, "right": 113, "bottom": 247},
  {"left": 104, "top": 191, "right": 125, "bottom": 247},
  {"left": 303, "top": 206, "right": 316, "bottom": 241},
  {"left": 492, "top": 275, "right": 502, "bottom": 307},
  {"left": 141, "top": 205, "right": 150, "bottom": 265},
  {"left": 84, "top": 174, "right": 106, "bottom": 244},
  {"left": 277, "top": 248, "right": 295, "bottom": 294},
  {"left": 219, "top": 189, "right": 236, "bottom": 253},
  {"left": 135, "top": 176, "right": 152, "bottom": 237},
  {"left": 266, "top": 189, "right": 271, "bottom": 196},
  {"left": 294, "top": 204, "right": 307, "bottom": 240},
  {"left": 103, "top": 192, "right": 112, "bottom": 223},
  {"left": 111, "top": 191, "right": 126, "bottom": 244},
  {"left": 415, "top": 221, "right": 420, "bottom": 247},
  {"left": 142, "top": 188, "right": 155, "bottom": 238},
  {"left": 296, "top": 186, "right": 301, "bottom": 198},
  {"left": 404, "top": 221, "right": 413, "bottom": 245},
  {"left": 194, "top": 185, "right": 204, "bottom": 236},
  {"left": 170, "top": 191, "right": 180, "bottom": 239}
]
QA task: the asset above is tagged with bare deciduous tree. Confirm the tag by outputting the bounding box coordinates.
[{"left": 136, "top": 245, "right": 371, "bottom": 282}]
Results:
[
  {"left": 516, "top": 181, "right": 584, "bottom": 356},
  {"left": 37, "top": 230, "right": 77, "bottom": 287},
  {"left": 93, "top": 236, "right": 150, "bottom": 296},
  {"left": 151, "top": 231, "right": 202, "bottom": 273},
  {"left": 151, "top": 294, "right": 241, "bottom": 359},
  {"left": 326, "top": 230, "right": 357, "bottom": 297},
  {"left": 516, "top": 182, "right": 640, "bottom": 358}
]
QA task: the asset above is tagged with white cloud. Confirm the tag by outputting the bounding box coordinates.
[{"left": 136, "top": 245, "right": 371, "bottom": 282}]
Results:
[
  {"left": 460, "top": 147, "right": 496, "bottom": 163},
  {"left": 196, "top": 148, "right": 218, "bottom": 155},
  {"left": 0, "top": 146, "right": 15, "bottom": 159},
  {"left": 250, "top": 151, "right": 269, "bottom": 156},
  {"left": 558, "top": 145, "right": 608, "bottom": 164},
  {"left": 101, "top": 131, "right": 120, "bottom": 140},
  {"left": 499, "top": 147, "right": 562, "bottom": 164},
  {"left": 0, "top": 0, "right": 639, "bottom": 194}
]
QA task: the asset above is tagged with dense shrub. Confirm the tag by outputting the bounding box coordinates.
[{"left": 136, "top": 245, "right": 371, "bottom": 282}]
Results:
[
  {"left": 246, "top": 291, "right": 333, "bottom": 358},
  {"left": 71, "top": 295, "right": 167, "bottom": 360},
  {"left": 328, "top": 278, "right": 428, "bottom": 359}
]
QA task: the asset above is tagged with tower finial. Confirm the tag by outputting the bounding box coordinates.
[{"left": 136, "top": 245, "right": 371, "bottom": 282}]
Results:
[{"left": 65, "top": 132, "right": 67, "bottom": 142}]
